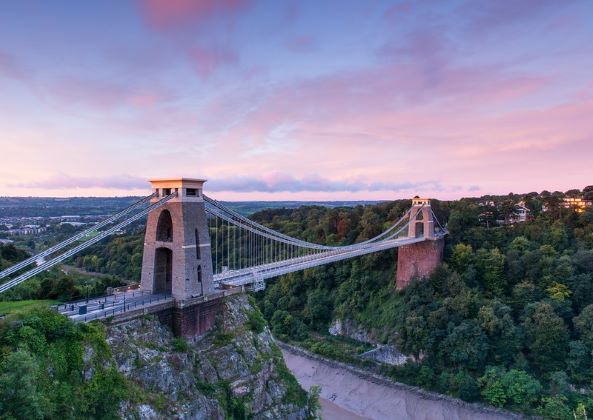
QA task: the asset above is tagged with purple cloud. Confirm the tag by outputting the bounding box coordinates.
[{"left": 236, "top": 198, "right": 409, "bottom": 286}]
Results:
[
  {"left": 10, "top": 174, "right": 147, "bottom": 191},
  {"left": 207, "top": 174, "right": 445, "bottom": 193}
]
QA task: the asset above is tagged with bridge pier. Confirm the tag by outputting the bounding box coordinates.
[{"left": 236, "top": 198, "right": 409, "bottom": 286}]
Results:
[
  {"left": 395, "top": 198, "right": 444, "bottom": 289},
  {"left": 396, "top": 238, "right": 444, "bottom": 289},
  {"left": 172, "top": 299, "right": 221, "bottom": 337}
]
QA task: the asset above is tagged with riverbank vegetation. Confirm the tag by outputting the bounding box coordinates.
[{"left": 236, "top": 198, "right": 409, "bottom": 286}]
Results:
[{"left": 254, "top": 188, "right": 593, "bottom": 418}]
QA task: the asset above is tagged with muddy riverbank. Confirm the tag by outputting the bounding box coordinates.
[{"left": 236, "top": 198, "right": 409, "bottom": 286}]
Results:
[{"left": 280, "top": 343, "right": 521, "bottom": 420}]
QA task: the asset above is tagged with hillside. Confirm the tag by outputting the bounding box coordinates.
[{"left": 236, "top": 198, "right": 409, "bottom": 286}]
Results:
[
  {"left": 252, "top": 189, "right": 593, "bottom": 418},
  {"left": 0, "top": 294, "right": 316, "bottom": 419}
]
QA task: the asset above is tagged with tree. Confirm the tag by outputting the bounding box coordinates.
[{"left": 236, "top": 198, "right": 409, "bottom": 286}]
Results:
[
  {"left": 447, "top": 203, "right": 479, "bottom": 237},
  {"left": 478, "top": 368, "right": 542, "bottom": 409},
  {"left": 546, "top": 282, "right": 572, "bottom": 301},
  {"left": 452, "top": 370, "right": 479, "bottom": 401},
  {"left": 510, "top": 236, "right": 531, "bottom": 253},
  {"left": 499, "top": 200, "right": 517, "bottom": 224},
  {"left": 523, "top": 303, "right": 569, "bottom": 373},
  {"left": 439, "top": 320, "right": 489, "bottom": 371},
  {"left": 565, "top": 189, "right": 582, "bottom": 198},
  {"left": 476, "top": 248, "right": 506, "bottom": 296},
  {"left": 477, "top": 303, "right": 521, "bottom": 366},
  {"left": 537, "top": 396, "right": 572, "bottom": 420},
  {"left": 574, "top": 304, "right": 593, "bottom": 345},
  {"left": 398, "top": 314, "right": 429, "bottom": 360},
  {"left": 0, "top": 350, "right": 48, "bottom": 419},
  {"left": 304, "top": 289, "right": 333, "bottom": 330},
  {"left": 451, "top": 243, "right": 473, "bottom": 273},
  {"left": 567, "top": 340, "right": 593, "bottom": 384}
]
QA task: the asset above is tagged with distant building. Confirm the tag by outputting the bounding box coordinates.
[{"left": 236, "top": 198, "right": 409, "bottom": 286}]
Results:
[
  {"left": 479, "top": 200, "right": 496, "bottom": 207},
  {"left": 59, "top": 215, "right": 82, "bottom": 222},
  {"left": 563, "top": 197, "right": 593, "bottom": 213},
  {"left": 59, "top": 221, "right": 87, "bottom": 227},
  {"left": 514, "top": 202, "right": 530, "bottom": 223},
  {"left": 8, "top": 226, "right": 47, "bottom": 236},
  {"left": 487, "top": 201, "right": 531, "bottom": 226}
]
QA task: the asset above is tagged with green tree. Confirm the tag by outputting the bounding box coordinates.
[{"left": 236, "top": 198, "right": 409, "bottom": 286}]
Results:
[
  {"left": 0, "top": 350, "right": 48, "bottom": 419},
  {"left": 523, "top": 303, "right": 569, "bottom": 373},
  {"left": 476, "top": 248, "right": 506, "bottom": 296},
  {"left": 439, "top": 320, "right": 488, "bottom": 371},
  {"left": 574, "top": 304, "right": 593, "bottom": 345},
  {"left": 546, "top": 282, "right": 572, "bottom": 301},
  {"left": 451, "top": 243, "right": 474, "bottom": 273},
  {"left": 303, "top": 289, "right": 333, "bottom": 331},
  {"left": 478, "top": 368, "right": 541, "bottom": 409},
  {"left": 537, "top": 396, "right": 572, "bottom": 420}
]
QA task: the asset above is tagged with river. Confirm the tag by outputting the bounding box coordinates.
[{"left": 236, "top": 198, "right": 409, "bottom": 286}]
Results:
[{"left": 280, "top": 344, "right": 520, "bottom": 420}]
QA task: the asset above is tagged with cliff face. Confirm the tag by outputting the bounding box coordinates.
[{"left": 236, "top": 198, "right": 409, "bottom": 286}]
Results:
[{"left": 105, "top": 295, "right": 311, "bottom": 419}]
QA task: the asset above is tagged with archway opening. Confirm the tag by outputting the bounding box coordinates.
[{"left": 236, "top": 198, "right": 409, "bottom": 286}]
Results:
[
  {"left": 154, "top": 247, "right": 173, "bottom": 294},
  {"left": 415, "top": 222, "right": 425, "bottom": 238},
  {"left": 156, "top": 210, "right": 173, "bottom": 242}
]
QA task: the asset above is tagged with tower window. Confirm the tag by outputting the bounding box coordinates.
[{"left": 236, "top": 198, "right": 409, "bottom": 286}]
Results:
[
  {"left": 186, "top": 188, "right": 197, "bottom": 197},
  {"left": 195, "top": 229, "right": 201, "bottom": 259}
]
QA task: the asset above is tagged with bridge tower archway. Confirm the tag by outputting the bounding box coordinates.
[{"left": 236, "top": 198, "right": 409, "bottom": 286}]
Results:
[
  {"left": 156, "top": 210, "right": 173, "bottom": 242},
  {"left": 154, "top": 247, "right": 173, "bottom": 294}
]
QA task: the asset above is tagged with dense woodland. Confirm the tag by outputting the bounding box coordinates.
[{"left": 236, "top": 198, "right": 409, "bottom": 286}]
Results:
[
  {"left": 1, "top": 188, "right": 593, "bottom": 418},
  {"left": 252, "top": 188, "right": 593, "bottom": 418}
]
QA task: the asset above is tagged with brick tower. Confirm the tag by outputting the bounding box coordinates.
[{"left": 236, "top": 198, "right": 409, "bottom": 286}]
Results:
[
  {"left": 140, "top": 178, "right": 214, "bottom": 300},
  {"left": 396, "top": 198, "right": 444, "bottom": 289}
]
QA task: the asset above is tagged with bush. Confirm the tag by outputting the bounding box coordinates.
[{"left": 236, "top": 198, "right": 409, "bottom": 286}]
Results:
[
  {"left": 246, "top": 308, "right": 266, "bottom": 334},
  {"left": 0, "top": 308, "right": 129, "bottom": 418},
  {"left": 171, "top": 337, "right": 190, "bottom": 352},
  {"left": 478, "top": 367, "right": 542, "bottom": 409}
]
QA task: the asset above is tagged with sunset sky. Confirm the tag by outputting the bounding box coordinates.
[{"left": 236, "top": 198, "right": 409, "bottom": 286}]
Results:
[{"left": 0, "top": 0, "right": 592, "bottom": 200}]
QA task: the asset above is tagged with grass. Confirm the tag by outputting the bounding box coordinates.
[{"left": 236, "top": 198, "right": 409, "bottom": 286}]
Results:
[{"left": 0, "top": 299, "right": 57, "bottom": 315}]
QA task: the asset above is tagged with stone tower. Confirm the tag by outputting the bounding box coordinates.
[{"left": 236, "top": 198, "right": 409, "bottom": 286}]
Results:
[
  {"left": 396, "top": 197, "right": 444, "bottom": 289},
  {"left": 406, "top": 198, "right": 436, "bottom": 239},
  {"left": 140, "top": 178, "right": 214, "bottom": 301}
]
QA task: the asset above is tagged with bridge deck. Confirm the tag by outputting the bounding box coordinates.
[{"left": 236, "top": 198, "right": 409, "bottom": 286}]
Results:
[
  {"left": 56, "top": 287, "right": 247, "bottom": 323},
  {"left": 215, "top": 235, "right": 434, "bottom": 287},
  {"left": 55, "top": 291, "right": 173, "bottom": 323}
]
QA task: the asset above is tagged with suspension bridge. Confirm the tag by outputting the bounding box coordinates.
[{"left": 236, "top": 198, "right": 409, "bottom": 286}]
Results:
[{"left": 0, "top": 178, "right": 446, "bottom": 336}]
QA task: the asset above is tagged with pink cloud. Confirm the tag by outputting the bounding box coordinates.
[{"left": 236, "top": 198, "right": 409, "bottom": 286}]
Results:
[
  {"left": 0, "top": 51, "right": 29, "bottom": 80},
  {"left": 138, "top": 0, "right": 249, "bottom": 29},
  {"left": 46, "top": 77, "right": 172, "bottom": 111},
  {"left": 190, "top": 46, "right": 237, "bottom": 79},
  {"left": 10, "top": 174, "right": 147, "bottom": 190},
  {"left": 464, "top": 0, "right": 563, "bottom": 33}
]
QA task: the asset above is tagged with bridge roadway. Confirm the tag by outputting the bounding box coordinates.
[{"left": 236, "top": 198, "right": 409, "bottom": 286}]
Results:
[
  {"left": 55, "top": 290, "right": 173, "bottom": 323},
  {"left": 55, "top": 287, "right": 246, "bottom": 323}
]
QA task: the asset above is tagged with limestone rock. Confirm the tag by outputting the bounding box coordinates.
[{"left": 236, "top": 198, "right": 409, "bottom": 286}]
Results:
[{"left": 99, "top": 294, "right": 310, "bottom": 419}]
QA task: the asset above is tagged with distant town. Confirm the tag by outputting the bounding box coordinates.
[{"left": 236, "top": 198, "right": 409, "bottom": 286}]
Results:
[{"left": 0, "top": 196, "right": 381, "bottom": 246}]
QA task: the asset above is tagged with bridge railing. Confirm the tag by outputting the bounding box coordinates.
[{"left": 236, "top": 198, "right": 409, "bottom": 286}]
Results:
[{"left": 72, "top": 293, "right": 174, "bottom": 323}]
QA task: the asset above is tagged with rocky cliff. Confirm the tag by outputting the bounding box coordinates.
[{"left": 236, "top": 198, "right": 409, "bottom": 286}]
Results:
[{"left": 105, "top": 295, "right": 312, "bottom": 419}]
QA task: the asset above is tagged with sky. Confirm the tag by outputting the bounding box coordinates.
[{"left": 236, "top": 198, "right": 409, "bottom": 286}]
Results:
[{"left": 0, "top": 0, "right": 592, "bottom": 201}]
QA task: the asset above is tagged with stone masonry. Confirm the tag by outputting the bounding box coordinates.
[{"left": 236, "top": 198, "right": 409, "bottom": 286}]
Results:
[{"left": 396, "top": 238, "right": 444, "bottom": 289}]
